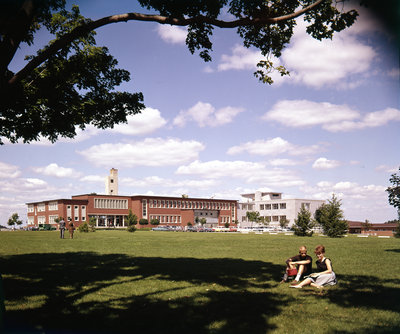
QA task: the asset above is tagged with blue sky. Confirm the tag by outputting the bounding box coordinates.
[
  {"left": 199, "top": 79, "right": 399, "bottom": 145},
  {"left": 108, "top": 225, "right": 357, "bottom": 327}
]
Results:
[{"left": 1, "top": 1, "right": 399, "bottom": 224}]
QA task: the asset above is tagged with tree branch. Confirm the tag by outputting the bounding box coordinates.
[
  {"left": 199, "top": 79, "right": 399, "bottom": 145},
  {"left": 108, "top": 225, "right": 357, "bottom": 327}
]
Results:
[{"left": 7, "top": 0, "right": 324, "bottom": 86}]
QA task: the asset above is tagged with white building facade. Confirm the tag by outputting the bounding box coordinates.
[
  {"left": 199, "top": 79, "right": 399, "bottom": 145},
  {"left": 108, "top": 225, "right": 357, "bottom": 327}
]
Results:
[{"left": 238, "top": 191, "right": 325, "bottom": 228}]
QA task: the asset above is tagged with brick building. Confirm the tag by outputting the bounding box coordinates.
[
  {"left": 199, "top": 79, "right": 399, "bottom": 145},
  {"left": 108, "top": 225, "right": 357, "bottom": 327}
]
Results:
[{"left": 26, "top": 194, "right": 238, "bottom": 230}]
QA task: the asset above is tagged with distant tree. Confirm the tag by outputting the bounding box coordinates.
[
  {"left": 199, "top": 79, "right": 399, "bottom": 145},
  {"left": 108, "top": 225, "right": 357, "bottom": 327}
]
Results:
[
  {"left": 224, "top": 222, "right": 230, "bottom": 228},
  {"left": 126, "top": 210, "right": 138, "bottom": 233},
  {"left": 78, "top": 222, "right": 89, "bottom": 233},
  {"left": 187, "top": 222, "right": 192, "bottom": 227},
  {"left": 0, "top": 1, "right": 359, "bottom": 144},
  {"left": 384, "top": 219, "right": 400, "bottom": 224},
  {"left": 200, "top": 218, "right": 207, "bottom": 226},
  {"left": 139, "top": 218, "right": 148, "bottom": 226},
  {"left": 387, "top": 167, "right": 400, "bottom": 219},
  {"left": 233, "top": 219, "right": 239, "bottom": 227},
  {"left": 246, "top": 211, "right": 263, "bottom": 228},
  {"left": 292, "top": 206, "right": 313, "bottom": 237},
  {"left": 315, "top": 194, "right": 348, "bottom": 238},
  {"left": 88, "top": 217, "right": 96, "bottom": 232},
  {"left": 195, "top": 216, "right": 200, "bottom": 225},
  {"left": 150, "top": 218, "right": 159, "bottom": 226},
  {"left": 279, "top": 217, "right": 289, "bottom": 229},
  {"left": 7, "top": 213, "right": 22, "bottom": 229},
  {"left": 361, "top": 219, "right": 372, "bottom": 232},
  {"left": 386, "top": 166, "right": 400, "bottom": 238}
]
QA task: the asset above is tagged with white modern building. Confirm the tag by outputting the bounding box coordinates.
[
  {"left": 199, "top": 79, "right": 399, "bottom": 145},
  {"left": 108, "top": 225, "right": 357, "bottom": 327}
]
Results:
[{"left": 237, "top": 191, "right": 325, "bottom": 228}]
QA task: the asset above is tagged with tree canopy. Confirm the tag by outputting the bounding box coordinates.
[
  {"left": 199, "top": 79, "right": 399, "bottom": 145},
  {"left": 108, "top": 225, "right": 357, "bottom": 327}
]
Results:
[
  {"left": 1, "top": 0, "right": 360, "bottom": 144},
  {"left": 315, "top": 194, "right": 348, "bottom": 238},
  {"left": 292, "top": 205, "right": 314, "bottom": 236},
  {"left": 387, "top": 167, "right": 400, "bottom": 219}
]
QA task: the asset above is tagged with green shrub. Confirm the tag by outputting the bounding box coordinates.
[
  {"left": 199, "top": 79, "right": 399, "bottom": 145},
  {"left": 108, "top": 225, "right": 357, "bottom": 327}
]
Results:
[
  {"left": 78, "top": 222, "right": 89, "bottom": 233},
  {"left": 127, "top": 225, "right": 137, "bottom": 233}
]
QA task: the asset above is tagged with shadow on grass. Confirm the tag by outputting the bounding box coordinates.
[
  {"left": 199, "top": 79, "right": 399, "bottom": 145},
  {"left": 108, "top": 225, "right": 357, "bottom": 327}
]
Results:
[
  {"left": 0, "top": 252, "right": 288, "bottom": 334},
  {"left": 385, "top": 249, "right": 400, "bottom": 253},
  {"left": 299, "top": 274, "right": 400, "bottom": 333},
  {"left": 323, "top": 274, "right": 400, "bottom": 312}
]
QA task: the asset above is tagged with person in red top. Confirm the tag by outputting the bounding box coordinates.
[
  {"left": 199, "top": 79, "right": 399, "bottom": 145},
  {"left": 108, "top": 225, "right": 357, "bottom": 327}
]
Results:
[{"left": 281, "top": 245, "right": 312, "bottom": 283}]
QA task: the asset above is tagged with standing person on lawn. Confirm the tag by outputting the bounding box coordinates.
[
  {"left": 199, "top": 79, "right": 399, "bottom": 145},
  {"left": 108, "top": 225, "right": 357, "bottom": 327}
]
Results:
[
  {"left": 68, "top": 220, "right": 75, "bottom": 239},
  {"left": 59, "top": 218, "right": 66, "bottom": 239},
  {"left": 290, "top": 244, "right": 337, "bottom": 289},
  {"left": 281, "top": 245, "right": 312, "bottom": 283}
]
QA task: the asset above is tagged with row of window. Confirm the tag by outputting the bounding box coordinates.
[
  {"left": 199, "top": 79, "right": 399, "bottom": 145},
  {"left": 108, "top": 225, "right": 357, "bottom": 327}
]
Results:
[
  {"left": 94, "top": 198, "right": 128, "bottom": 209},
  {"left": 148, "top": 199, "right": 233, "bottom": 210},
  {"left": 241, "top": 215, "right": 287, "bottom": 223},
  {"left": 241, "top": 202, "right": 311, "bottom": 211},
  {"left": 259, "top": 203, "right": 287, "bottom": 210},
  {"left": 149, "top": 215, "right": 181, "bottom": 224}
]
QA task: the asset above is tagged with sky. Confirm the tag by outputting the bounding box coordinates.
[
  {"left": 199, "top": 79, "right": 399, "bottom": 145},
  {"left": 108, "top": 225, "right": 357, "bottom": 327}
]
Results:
[{"left": 1, "top": 1, "right": 399, "bottom": 225}]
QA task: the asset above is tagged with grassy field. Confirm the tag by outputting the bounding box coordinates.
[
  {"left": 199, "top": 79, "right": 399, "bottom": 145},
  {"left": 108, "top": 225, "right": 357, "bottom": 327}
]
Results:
[{"left": 0, "top": 230, "right": 399, "bottom": 334}]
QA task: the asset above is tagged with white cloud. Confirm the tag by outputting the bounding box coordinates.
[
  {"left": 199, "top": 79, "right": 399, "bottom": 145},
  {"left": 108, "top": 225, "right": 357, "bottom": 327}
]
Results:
[
  {"left": 218, "top": 44, "right": 262, "bottom": 71},
  {"left": 176, "top": 160, "right": 305, "bottom": 187},
  {"left": 110, "top": 108, "right": 167, "bottom": 135},
  {"left": 263, "top": 100, "right": 400, "bottom": 132},
  {"left": 32, "top": 163, "right": 82, "bottom": 178},
  {"left": 216, "top": 11, "right": 378, "bottom": 89},
  {"left": 227, "top": 137, "right": 321, "bottom": 157},
  {"left": 6, "top": 107, "right": 167, "bottom": 146},
  {"left": 78, "top": 138, "right": 205, "bottom": 168},
  {"left": 0, "top": 162, "right": 21, "bottom": 178},
  {"left": 173, "top": 102, "right": 244, "bottom": 128},
  {"left": 279, "top": 15, "right": 377, "bottom": 89},
  {"left": 263, "top": 100, "right": 359, "bottom": 128},
  {"left": 80, "top": 175, "right": 105, "bottom": 183},
  {"left": 268, "top": 158, "right": 301, "bottom": 166},
  {"left": 157, "top": 25, "right": 187, "bottom": 44},
  {"left": 375, "top": 165, "right": 398, "bottom": 173},
  {"left": 122, "top": 176, "right": 218, "bottom": 189},
  {"left": 312, "top": 158, "right": 341, "bottom": 170}
]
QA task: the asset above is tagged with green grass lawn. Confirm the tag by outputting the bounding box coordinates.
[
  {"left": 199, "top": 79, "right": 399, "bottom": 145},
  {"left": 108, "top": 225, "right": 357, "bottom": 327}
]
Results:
[{"left": 0, "top": 230, "right": 399, "bottom": 334}]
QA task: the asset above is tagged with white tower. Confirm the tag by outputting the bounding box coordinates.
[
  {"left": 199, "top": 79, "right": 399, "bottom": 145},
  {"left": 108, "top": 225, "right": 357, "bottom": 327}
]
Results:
[{"left": 105, "top": 168, "right": 118, "bottom": 195}]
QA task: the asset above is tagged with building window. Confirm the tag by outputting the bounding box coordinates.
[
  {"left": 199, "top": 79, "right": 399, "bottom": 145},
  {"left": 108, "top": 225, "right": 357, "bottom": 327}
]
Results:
[
  {"left": 142, "top": 200, "right": 147, "bottom": 218},
  {"left": 280, "top": 203, "right": 286, "bottom": 209},
  {"left": 301, "top": 203, "right": 310, "bottom": 210},
  {"left": 266, "top": 204, "right": 271, "bottom": 210},
  {"left": 38, "top": 216, "right": 46, "bottom": 224},
  {"left": 75, "top": 216, "right": 79, "bottom": 221},
  {"left": 49, "top": 215, "right": 58, "bottom": 224},
  {"left": 48, "top": 201, "right": 58, "bottom": 211},
  {"left": 272, "top": 216, "right": 279, "bottom": 222},
  {"left": 94, "top": 198, "right": 128, "bottom": 209},
  {"left": 260, "top": 204, "right": 265, "bottom": 210},
  {"left": 272, "top": 203, "right": 279, "bottom": 210},
  {"left": 28, "top": 205, "right": 34, "bottom": 213},
  {"left": 38, "top": 203, "right": 45, "bottom": 212}
]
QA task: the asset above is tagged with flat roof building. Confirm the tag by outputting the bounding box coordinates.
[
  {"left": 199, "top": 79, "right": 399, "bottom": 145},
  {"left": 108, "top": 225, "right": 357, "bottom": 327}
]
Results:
[
  {"left": 27, "top": 193, "right": 238, "bottom": 230},
  {"left": 238, "top": 191, "right": 325, "bottom": 228}
]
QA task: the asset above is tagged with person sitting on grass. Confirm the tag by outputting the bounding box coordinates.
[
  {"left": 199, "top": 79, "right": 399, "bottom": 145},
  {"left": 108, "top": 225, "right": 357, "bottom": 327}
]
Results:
[
  {"left": 281, "top": 245, "right": 312, "bottom": 283},
  {"left": 290, "top": 244, "right": 337, "bottom": 289}
]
